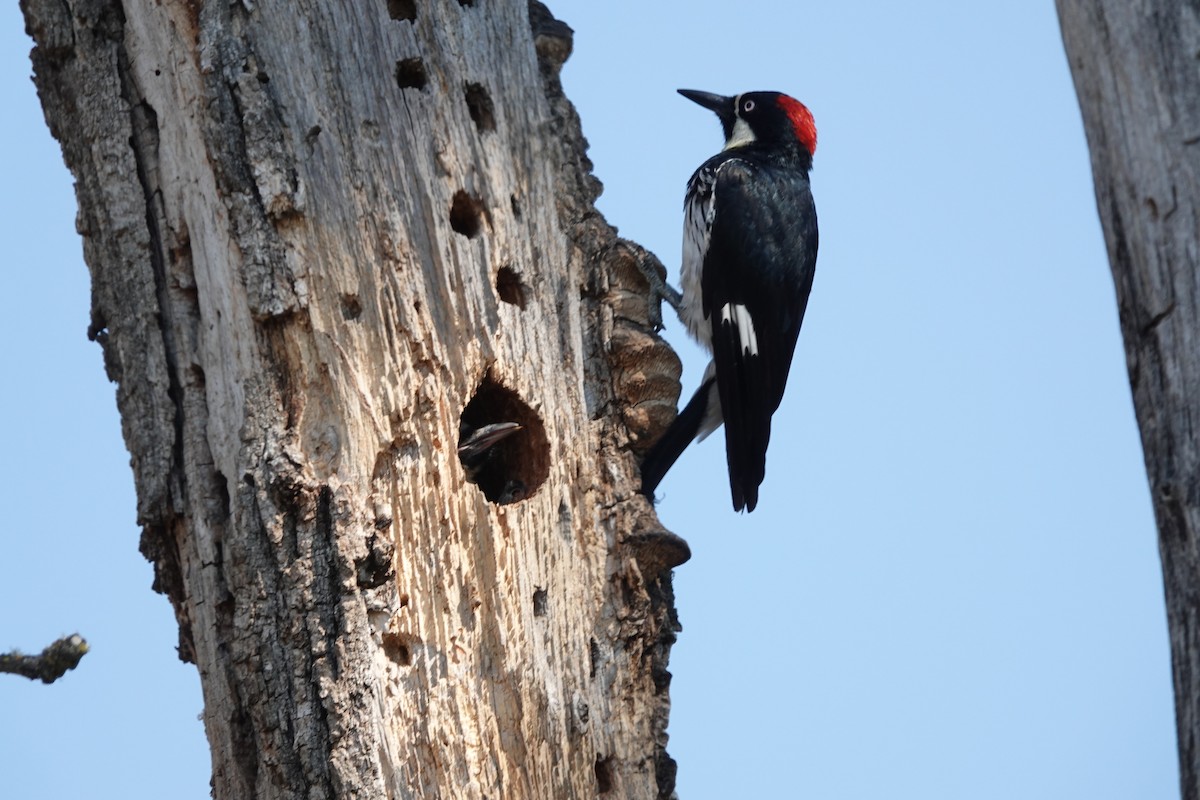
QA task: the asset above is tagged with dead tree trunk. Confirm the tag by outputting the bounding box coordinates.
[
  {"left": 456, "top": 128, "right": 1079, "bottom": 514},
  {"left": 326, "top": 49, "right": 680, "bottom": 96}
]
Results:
[
  {"left": 20, "top": 0, "right": 686, "bottom": 797},
  {"left": 1056, "top": 2, "right": 1200, "bottom": 795}
]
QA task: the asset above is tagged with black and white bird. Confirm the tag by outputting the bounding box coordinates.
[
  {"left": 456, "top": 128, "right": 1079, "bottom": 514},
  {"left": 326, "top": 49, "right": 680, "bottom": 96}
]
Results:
[
  {"left": 641, "top": 89, "right": 819, "bottom": 512},
  {"left": 458, "top": 421, "right": 523, "bottom": 482}
]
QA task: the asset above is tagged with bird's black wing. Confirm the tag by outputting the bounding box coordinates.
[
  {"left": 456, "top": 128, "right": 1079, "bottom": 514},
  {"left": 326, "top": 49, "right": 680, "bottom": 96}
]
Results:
[{"left": 701, "top": 157, "right": 817, "bottom": 511}]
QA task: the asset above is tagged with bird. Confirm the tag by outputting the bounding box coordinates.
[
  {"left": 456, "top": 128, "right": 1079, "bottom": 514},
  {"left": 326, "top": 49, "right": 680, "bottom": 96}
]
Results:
[
  {"left": 457, "top": 421, "right": 523, "bottom": 482},
  {"left": 640, "top": 89, "right": 819, "bottom": 512}
]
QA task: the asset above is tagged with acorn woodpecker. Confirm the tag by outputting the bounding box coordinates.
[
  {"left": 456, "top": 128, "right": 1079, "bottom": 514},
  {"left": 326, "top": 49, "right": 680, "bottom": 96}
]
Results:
[
  {"left": 641, "top": 89, "right": 818, "bottom": 512},
  {"left": 458, "top": 421, "right": 522, "bottom": 481}
]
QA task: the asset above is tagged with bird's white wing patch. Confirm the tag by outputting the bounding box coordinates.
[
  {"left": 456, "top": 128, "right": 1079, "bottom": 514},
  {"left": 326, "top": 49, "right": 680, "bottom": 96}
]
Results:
[{"left": 719, "top": 303, "right": 759, "bottom": 356}]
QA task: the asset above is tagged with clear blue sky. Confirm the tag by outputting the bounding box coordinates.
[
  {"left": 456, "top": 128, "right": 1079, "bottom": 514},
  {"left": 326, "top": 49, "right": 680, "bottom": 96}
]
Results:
[{"left": 1, "top": 2, "right": 1177, "bottom": 798}]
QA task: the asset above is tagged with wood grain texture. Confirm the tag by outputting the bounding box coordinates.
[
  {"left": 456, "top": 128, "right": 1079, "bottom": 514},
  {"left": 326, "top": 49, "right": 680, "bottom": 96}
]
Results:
[
  {"left": 1056, "top": 1, "right": 1200, "bottom": 794},
  {"left": 21, "top": 0, "right": 686, "bottom": 797}
]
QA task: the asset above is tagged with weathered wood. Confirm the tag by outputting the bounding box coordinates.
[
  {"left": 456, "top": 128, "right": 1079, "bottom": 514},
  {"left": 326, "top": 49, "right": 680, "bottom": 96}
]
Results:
[
  {"left": 21, "top": 0, "right": 686, "bottom": 796},
  {"left": 1056, "top": 2, "right": 1200, "bottom": 794}
]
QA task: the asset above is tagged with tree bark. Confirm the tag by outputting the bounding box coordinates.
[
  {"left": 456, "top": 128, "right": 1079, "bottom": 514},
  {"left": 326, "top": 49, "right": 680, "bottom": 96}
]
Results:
[
  {"left": 1056, "top": 2, "right": 1200, "bottom": 795},
  {"left": 20, "top": 0, "right": 687, "bottom": 797}
]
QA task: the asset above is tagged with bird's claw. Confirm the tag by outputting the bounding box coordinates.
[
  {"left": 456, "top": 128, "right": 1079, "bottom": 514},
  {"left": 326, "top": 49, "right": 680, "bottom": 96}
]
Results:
[{"left": 635, "top": 257, "right": 683, "bottom": 331}]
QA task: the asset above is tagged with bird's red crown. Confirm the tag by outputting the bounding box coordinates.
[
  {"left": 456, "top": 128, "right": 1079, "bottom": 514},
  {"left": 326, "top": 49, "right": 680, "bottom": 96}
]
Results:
[{"left": 777, "top": 95, "right": 817, "bottom": 155}]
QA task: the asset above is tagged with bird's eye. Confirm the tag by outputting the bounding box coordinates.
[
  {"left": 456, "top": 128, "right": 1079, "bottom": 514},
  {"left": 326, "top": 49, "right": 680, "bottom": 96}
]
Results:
[{"left": 742, "top": 99, "right": 756, "bottom": 113}]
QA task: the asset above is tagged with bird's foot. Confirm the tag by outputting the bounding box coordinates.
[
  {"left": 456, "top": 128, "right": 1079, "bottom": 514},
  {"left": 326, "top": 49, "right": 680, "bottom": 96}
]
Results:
[{"left": 635, "top": 253, "right": 683, "bottom": 330}]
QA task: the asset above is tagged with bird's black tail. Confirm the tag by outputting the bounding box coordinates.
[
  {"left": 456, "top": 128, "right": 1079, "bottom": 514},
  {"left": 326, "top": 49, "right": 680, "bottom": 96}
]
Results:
[
  {"left": 713, "top": 341, "right": 771, "bottom": 514},
  {"left": 640, "top": 376, "right": 718, "bottom": 499}
]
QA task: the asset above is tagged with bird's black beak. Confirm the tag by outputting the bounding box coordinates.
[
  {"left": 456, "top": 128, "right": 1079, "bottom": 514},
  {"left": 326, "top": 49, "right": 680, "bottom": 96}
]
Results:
[
  {"left": 678, "top": 89, "right": 735, "bottom": 121},
  {"left": 458, "top": 422, "right": 523, "bottom": 458}
]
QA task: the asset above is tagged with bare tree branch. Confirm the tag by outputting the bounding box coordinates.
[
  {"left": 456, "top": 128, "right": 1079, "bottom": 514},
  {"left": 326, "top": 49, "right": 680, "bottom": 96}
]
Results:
[{"left": 0, "top": 635, "right": 89, "bottom": 684}]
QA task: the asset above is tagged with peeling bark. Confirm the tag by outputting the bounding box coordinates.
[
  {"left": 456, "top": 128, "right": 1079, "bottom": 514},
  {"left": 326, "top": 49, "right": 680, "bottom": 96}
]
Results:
[
  {"left": 1057, "top": 2, "right": 1200, "bottom": 795},
  {"left": 21, "top": 0, "right": 687, "bottom": 796}
]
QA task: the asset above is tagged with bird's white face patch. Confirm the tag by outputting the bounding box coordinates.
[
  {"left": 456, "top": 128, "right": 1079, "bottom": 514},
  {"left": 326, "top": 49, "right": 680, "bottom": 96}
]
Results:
[
  {"left": 720, "top": 303, "right": 759, "bottom": 356},
  {"left": 723, "top": 93, "right": 757, "bottom": 150},
  {"left": 723, "top": 117, "right": 756, "bottom": 150}
]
